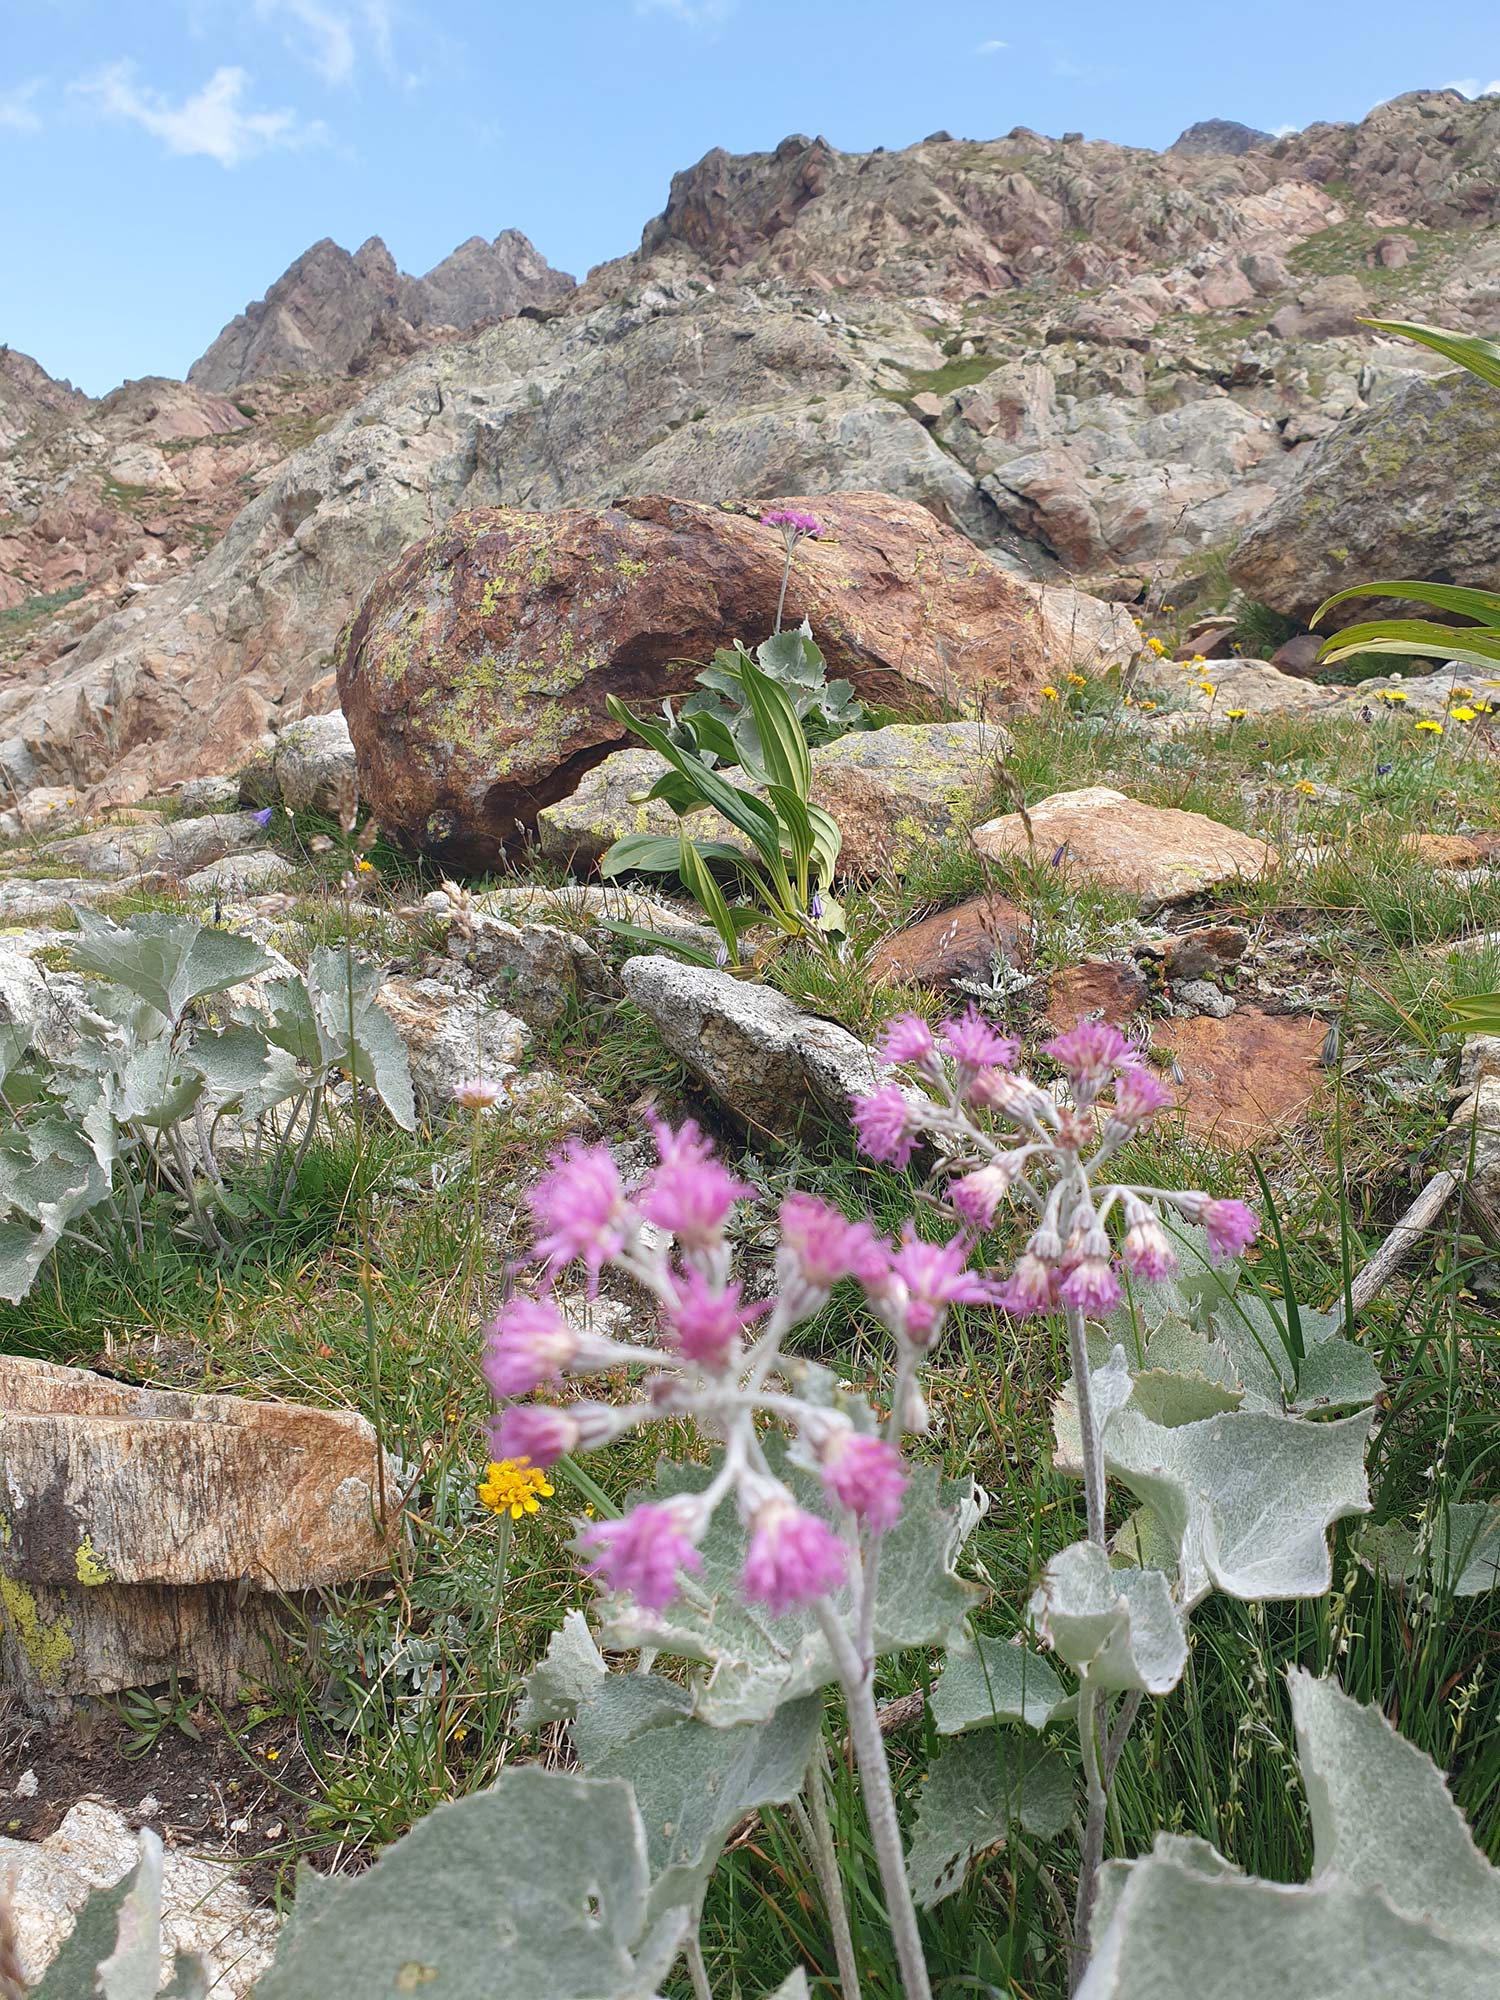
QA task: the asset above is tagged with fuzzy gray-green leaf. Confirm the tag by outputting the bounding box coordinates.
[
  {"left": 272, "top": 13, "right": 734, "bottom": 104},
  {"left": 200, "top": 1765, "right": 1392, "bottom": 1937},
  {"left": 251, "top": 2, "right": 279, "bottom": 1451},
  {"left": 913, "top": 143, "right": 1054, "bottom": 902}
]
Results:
[
  {"left": 929, "top": 1634, "right": 1071, "bottom": 1735},
  {"left": 1030, "top": 1541, "right": 1186, "bottom": 1695},
  {"left": 907, "top": 1732, "right": 1076, "bottom": 1908}
]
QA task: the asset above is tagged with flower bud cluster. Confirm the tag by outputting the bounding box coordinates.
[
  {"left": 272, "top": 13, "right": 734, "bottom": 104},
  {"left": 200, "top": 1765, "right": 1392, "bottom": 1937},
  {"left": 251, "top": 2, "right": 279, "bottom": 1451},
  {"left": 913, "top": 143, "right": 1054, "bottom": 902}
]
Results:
[
  {"left": 484, "top": 1113, "right": 934, "bottom": 1620},
  {"left": 851, "top": 1007, "right": 1259, "bottom": 1321}
]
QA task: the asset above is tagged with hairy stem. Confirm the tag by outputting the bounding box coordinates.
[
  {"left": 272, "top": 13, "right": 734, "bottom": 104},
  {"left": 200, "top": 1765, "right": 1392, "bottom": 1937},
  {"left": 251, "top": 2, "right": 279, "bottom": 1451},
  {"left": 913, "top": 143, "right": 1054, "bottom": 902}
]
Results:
[
  {"left": 1071, "top": 1679, "right": 1108, "bottom": 1996},
  {"left": 685, "top": 1931, "right": 714, "bottom": 2000},
  {"left": 774, "top": 550, "right": 792, "bottom": 634},
  {"left": 816, "top": 1602, "right": 931, "bottom": 2000},
  {"left": 797, "top": 1746, "right": 863, "bottom": 2000},
  {"left": 1066, "top": 1303, "right": 1107, "bottom": 1547}
]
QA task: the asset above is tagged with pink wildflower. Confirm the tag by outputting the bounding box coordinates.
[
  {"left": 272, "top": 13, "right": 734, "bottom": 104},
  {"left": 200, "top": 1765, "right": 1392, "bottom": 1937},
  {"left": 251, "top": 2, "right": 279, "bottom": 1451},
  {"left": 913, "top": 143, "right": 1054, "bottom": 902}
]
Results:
[
  {"left": 1058, "top": 1254, "right": 1123, "bottom": 1316},
  {"left": 489, "top": 1402, "right": 580, "bottom": 1470},
  {"left": 994, "top": 1252, "right": 1057, "bottom": 1317},
  {"left": 529, "top": 1140, "right": 631, "bottom": 1290},
  {"left": 665, "top": 1268, "right": 768, "bottom": 1367},
  {"left": 1042, "top": 1019, "right": 1139, "bottom": 1088},
  {"left": 743, "top": 1500, "right": 846, "bottom": 1615},
  {"left": 483, "top": 1297, "right": 576, "bottom": 1399},
  {"left": 639, "top": 1113, "right": 751, "bottom": 1249},
  {"left": 1202, "top": 1197, "right": 1259, "bottom": 1263},
  {"left": 819, "top": 1430, "right": 908, "bottom": 1533},
  {"left": 580, "top": 1502, "right": 703, "bottom": 1611},
  {"left": 760, "top": 508, "right": 823, "bottom": 540},
  {"left": 947, "top": 1158, "right": 1024, "bottom": 1230},
  {"left": 452, "top": 1075, "right": 505, "bottom": 1111},
  {"left": 1110, "top": 1067, "right": 1175, "bottom": 1131},
  {"left": 851, "top": 1084, "right": 918, "bottom": 1169},
  {"left": 1121, "top": 1210, "right": 1176, "bottom": 1280},
  {"left": 884, "top": 1226, "right": 996, "bottom": 1346},
  {"left": 777, "top": 1193, "right": 889, "bottom": 1298},
  {"left": 877, "top": 1012, "right": 938, "bottom": 1069},
  {"left": 940, "top": 1006, "right": 1020, "bottom": 1073}
]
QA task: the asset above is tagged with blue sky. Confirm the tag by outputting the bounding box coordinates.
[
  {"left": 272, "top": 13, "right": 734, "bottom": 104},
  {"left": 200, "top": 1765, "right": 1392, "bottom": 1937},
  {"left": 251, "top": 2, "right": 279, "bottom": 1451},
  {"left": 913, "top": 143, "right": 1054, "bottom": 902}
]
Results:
[{"left": 3, "top": 0, "right": 1498, "bottom": 395}]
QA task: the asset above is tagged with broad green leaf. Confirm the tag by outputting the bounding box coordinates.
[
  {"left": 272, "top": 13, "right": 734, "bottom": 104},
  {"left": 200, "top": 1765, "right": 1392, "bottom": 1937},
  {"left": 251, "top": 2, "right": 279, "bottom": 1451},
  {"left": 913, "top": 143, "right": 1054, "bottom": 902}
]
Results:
[
  {"left": 766, "top": 781, "right": 815, "bottom": 886},
  {"left": 906, "top": 1731, "right": 1076, "bottom": 1908},
  {"left": 760, "top": 1975, "right": 811, "bottom": 2000},
  {"left": 596, "top": 1454, "right": 984, "bottom": 1727},
  {"left": 1360, "top": 315, "right": 1500, "bottom": 388},
  {"left": 70, "top": 909, "right": 269, "bottom": 1023},
  {"left": 256, "top": 1768, "right": 656, "bottom": 1999},
  {"left": 32, "top": 1863, "right": 136, "bottom": 1997},
  {"left": 1103, "top": 1405, "right": 1372, "bottom": 1606},
  {"left": 1315, "top": 616, "right": 1500, "bottom": 663},
  {"left": 593, "top": 919, "right": 722, "bottom": 968},
  {"left": 1446, "top": 993, "right": 1500, "bottom": 1035},
  {"left": 582, "top": 1683, "right": 822, "bottom": 1921},
  {"left": 0, "top": 1019, "right": 32, "bottom": 1087},
  {"left": 600, "top": 835, "right": 751, "bottom": 881},
  {"left": 1078, "top": 1839, "right": 1500, "bottom": 1998},
  {"left": 1313, "top": 580, "right": 1500, "bottom": 629},
  {"left": 0, "top": 1216, "right": 62, "bottom": 1304},
  {"left": 116, "top": 1039, "right": 205, "bottom": 1129},
  {"left": 189, "top": 1023, "right": 303, "bottom": 1120},
  {"left": 1365, "top": 1503, "right": 1500, "bottom": 1597},
  {"left": 1029, "top": 1541, "right": 1186, "bottom": 1695},
  {"left": 929, "top": 1633, "right": 1070, "bottom": 1735},
  {"left": 805, "top": 801, "right": 843, "bottom": 881},
  {"left": 605, "top": 697, "right": 788, "bottom": 876},
  {"left": 305, "top": 948, "right": 416, "bottom": 1131},
  {"left": 516, "top": 1611, "right": 608, "bottom": 1732},
  {"left": 1290, "top": 1669, "right": 1500, "bottom": 1950},
  {"left": 737, "top": 654, "right": 813, "bottom": 798},
  {"left": 677, "top": 832, "right": 743, "bottom": 962},
  {"left": 571, "top": 1674, "right": 693, "bottom": 1767}
]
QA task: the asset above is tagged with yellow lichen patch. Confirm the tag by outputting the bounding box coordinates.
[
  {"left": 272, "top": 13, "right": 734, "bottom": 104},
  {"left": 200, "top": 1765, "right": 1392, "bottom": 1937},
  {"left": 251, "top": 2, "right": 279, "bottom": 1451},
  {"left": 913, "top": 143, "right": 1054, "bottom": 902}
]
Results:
[
  {"left": 0, "top": 1573, "right": 75, "bottom": 1688},
  {"left": 75, "top": 1535, "right": 114, "bottom": 1586}
]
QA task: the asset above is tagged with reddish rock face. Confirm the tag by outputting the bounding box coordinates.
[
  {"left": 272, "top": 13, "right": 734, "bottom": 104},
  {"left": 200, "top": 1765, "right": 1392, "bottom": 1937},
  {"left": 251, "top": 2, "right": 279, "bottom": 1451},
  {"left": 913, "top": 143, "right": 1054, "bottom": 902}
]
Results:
[
  {"left": 1166, "top": 1008, "right": 1326, "bottom": 1149},
  {"left": 869, "top": 894, "right": 1030, "bottom": 990},
  {"left": 1045, "top": 960, "right": 1151, "bottom": 1029},
  {"left": 336, "top": 490, "right": 1131, "bottom": 870}
]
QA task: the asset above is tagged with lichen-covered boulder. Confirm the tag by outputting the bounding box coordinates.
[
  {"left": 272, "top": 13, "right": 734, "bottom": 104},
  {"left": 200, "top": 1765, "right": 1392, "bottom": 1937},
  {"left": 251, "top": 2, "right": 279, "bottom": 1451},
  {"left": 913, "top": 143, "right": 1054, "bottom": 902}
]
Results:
[
  {"left": 336, "top": 490, "right": 1133, "bottom": 870},
  {"left": 1228, "top": 367, "right": 1500, "bottom": 622}
]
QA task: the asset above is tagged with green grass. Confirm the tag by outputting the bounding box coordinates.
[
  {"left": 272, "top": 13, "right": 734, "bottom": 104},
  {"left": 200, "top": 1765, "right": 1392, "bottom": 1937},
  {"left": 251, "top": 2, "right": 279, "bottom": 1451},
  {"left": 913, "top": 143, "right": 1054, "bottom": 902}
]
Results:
[{"left": 0, "top": 583, "right": 84, "bottom": 637}]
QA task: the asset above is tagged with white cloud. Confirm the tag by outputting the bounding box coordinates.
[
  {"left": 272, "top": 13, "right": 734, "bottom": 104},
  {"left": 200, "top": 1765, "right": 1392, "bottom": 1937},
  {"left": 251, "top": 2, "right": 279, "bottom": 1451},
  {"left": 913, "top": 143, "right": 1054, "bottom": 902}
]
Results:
[
  {"left": 74, "top": 62, "right": 325, "bottom": 167},
  {"left": 1444, "top": 77, "right": 1500, "bottom": 98},
  {"left": 251, "top": 0, "right": 401, "bottom": 84},
  {"left": 0, "top": 79, "right": 44, "bottom": 133},
  {"left": 636, "top": 0, "right": 736, "bottom": 26},
  {"left": 976, "top": 38, "right": 1009, "bottom": 54},
  {"left": 1272, "top": 122, "right": 1299, "bottom": 137}
]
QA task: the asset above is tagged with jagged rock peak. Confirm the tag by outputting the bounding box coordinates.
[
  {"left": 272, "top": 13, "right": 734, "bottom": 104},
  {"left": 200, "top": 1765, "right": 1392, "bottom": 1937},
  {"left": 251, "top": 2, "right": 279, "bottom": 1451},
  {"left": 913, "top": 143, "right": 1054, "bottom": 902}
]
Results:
[
  {"left": 0, "top": 346, "right": 90, "bottom": 450},
  {"left": 188, "top": 230, "right": 575, "bottom": 390},
  {"left": 1169, "top": 119, "right": 1274, "bottom": 155}
]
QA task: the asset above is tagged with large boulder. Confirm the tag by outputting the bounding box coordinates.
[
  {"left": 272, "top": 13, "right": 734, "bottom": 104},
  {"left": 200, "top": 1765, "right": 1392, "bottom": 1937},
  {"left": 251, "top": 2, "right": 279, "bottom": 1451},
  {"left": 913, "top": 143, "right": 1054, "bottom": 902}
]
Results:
[
  {"left": 1229, "top": 368, "right": 1500, "bottom": 622},
  {"left": 972, "top": 787, "right": 1275, "bottom": 902},
  {"left": 337, "top": 491, "right": 1132, "bottom": 870}
]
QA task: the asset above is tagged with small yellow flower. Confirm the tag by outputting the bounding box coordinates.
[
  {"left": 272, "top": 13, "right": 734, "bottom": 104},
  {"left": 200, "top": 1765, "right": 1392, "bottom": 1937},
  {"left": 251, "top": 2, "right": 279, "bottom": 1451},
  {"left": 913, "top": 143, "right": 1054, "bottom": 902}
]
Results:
[
  {"left": 1139, "top": 698, "right": 1157, "bottom": 711},
  {"left": 1041, "top": 685, "right": 1059, "bottom": 701},
  {"left": 1380, "top": 689, "right": 1410, "bottom": 704},
  {"left": 1414, "top": 719, "right": 1443, "bottom": 735},
  {"left": 1190, "top": 653, "right": 1205, "bottom": 665},
  {"left": 356, "top": 857, "right": 376, "bottom": 873},
  {"left": 1164, "top": 603, "right": 1177, "bottom": 613},
  {"left": 478, "top": 1458, "right": 555, "bottom": 1520},
  {"left": 265, "top": 1748, "right": 280, "bottom": 1761},
  {"left": 1294, "top": 779, "right": 1318, "bottom": 797},
  {"left": 1453, "top": 687, "right": 1473, "bottom": 700},
  {"left": 1197, "top": 681, "right": 1216, "bottom": 697},
  {"left": 1066, "top": 672, "right": 1087, "bottom": 687},
  {"left": 1132, "top": 617, "right": 1143, "bottom": 629},
  {"left": 1225, "top": 707, "right": 1247, "bottom": 720},
  {"left": 1146, "top": 637, "right": 1167, "bottom": 657},
  {"left": 1450, "top": 706, "right": 1478, "bottom": 722}
]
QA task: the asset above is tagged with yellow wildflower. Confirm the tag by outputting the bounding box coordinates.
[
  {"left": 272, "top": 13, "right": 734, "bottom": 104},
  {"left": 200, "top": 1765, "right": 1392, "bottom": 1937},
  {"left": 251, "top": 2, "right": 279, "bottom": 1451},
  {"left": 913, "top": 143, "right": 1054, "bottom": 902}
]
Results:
[
  {"left": 1453, "top": 687, "right": 1473, "bottom": 700},
  {"left": 478, "top": 1458, "right": 554, "bottom": 1520},
  {"left": 1041, "top": 685, "right": 1060, "bottom": 701},
  {"left": 1139, "top": 699, "right": 1157, "bottom": 711},
  {"left": 1066, "top": 672, "right": 1087, "bottom": 687},
  {"left": 1146, "top": 637, "right": 1167, "bottom": 657},
  {"left": 1380, "top": 689, "right": 1410, "bottom": 704},
  {"left": 1225, "top": 707, "right": 1247, "bottom": 720},
  {"left": 1414, "top": 720, "right": 1443, "bottom": 735},
  {"left": 1294, "top": 780, "right": 1318, "bottom": 797},
  {"left": 1450, "top": 706, "right": 1478, "bottom": 722},
  {"left": 1163, "top": 603, "right": 1177, "bottom": 613},
  {"left": 1197, "top": 681, "right": 1216, "bottom": 697},
  {"left": 265, "top": 1748, "right": 280, "bottom": 1761},
  {"left": 1190, "top": 653, "right": 1205, "bottom": 665},
  {"left": 356, "top": 856, "right": 376, "bottom": 873}
]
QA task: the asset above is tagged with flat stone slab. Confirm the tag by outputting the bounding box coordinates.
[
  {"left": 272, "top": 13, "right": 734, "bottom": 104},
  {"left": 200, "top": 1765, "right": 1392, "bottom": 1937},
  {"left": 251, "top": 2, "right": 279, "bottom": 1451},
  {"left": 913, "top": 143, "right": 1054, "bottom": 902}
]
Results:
[
  {"left": 1045, "top": 959, "right": 1151, "bottom": 1029},
  {"left": 869, "top": 893, "right": 1029, "bottom": 990},
  {"left": 973, "top": 786, "right": 1275, "bottom": 902},
  {"left": 1162, "top": 1007, "right": 1326, "bottom": 1150}
]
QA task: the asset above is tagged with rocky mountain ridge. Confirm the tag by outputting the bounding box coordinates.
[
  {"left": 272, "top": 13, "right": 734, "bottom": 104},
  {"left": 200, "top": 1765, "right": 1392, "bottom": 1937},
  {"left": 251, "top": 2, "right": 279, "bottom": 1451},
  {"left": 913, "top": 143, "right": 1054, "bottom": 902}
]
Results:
[
  {"left": 3, "top": 87, "right": 1498, "bottom": 808},
  {"left": 187, "top": 229, "right": 575, "bottom": 390}
]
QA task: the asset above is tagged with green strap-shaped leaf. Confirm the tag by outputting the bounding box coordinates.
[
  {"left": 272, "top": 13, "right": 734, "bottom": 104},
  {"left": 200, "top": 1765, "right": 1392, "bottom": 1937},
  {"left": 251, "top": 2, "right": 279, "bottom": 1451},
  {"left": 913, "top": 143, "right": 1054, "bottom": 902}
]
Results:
[
  {"left": 604, "top": 696, "right": 789, "bottom": 880},
  {"left": 1029, "top": 1541, "right": 1187, "bottom": 1695},
  {"left": 677, "top": 832, "right": 745, "bottom": 963},
  {"left": 1315, "top": 617, "right": 1500, "bottom": 664},
  {"left": 907, "top": 1731, "right": 1076, "bottom": 1908},
  {"left": 1359, "top": 315, "right": 1500, "bottom": 388},
  {"left": 929, "top": 1633, "right": 1071, "bottom": 1735},
  {"left": 736, "top": 653, "right": 813, "bottom": 798},
  {"left": 1313, "top": 580, "right": 1500, "bottom": 629},
  {"left": 600, "top": 834, "right": 752, "bottom": 881}
]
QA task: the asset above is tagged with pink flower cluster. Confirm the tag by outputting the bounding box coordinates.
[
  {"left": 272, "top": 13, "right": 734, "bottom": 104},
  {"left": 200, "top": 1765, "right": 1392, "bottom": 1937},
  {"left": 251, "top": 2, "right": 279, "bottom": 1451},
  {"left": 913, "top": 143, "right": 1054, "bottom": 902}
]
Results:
[
  {"left": 486, "top": 1111, "right": 935, "bottom": 1623},
  {"left": 853, "top": 1007, "right": 1259, "bottom": 1323},
  {"left": 761, "top": 507, "right": 824, "bottom": 543}
]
